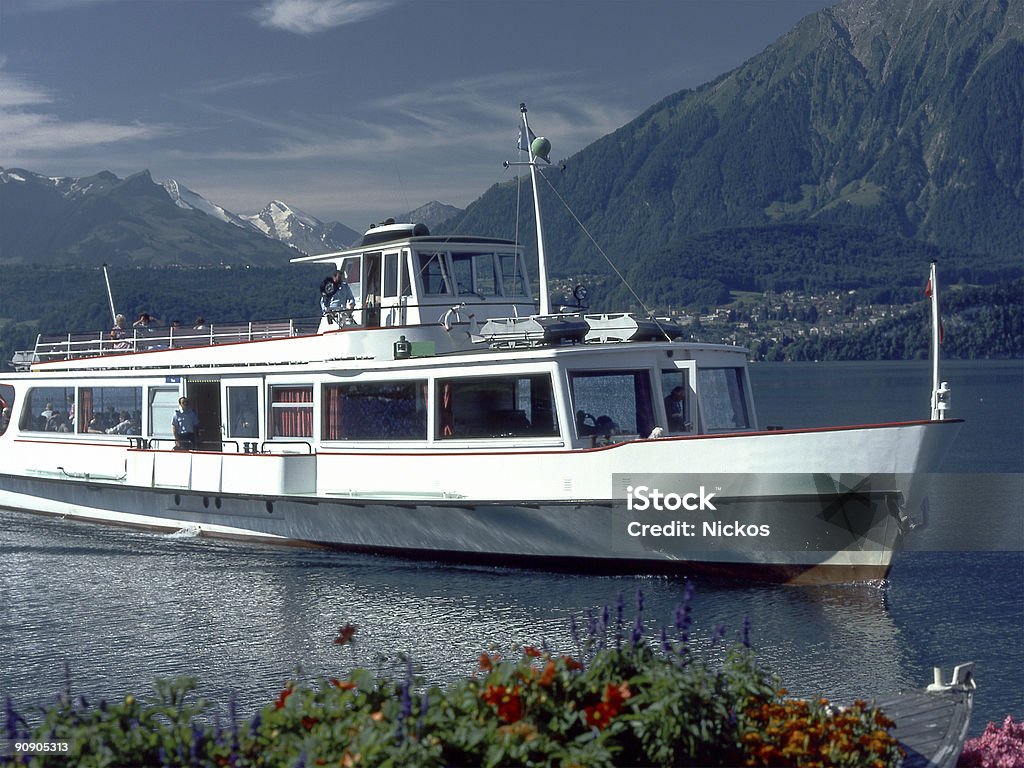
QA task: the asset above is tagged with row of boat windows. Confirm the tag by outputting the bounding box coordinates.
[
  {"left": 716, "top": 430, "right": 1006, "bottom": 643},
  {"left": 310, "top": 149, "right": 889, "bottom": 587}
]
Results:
[
  {"left": 2, "top": 368, "right": 750, "bottom": 443},
  {"left": 338, "top": 249, "right": 530, "bottom": 304}
]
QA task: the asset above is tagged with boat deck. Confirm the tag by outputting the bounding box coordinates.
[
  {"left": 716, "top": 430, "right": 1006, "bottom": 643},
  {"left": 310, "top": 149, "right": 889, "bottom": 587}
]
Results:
[
  {"left": 881, "top": 664, "right": 975, "bottom": 768},
  {"left": 15, "top": 317, "right": 322, "bottom": 368}
]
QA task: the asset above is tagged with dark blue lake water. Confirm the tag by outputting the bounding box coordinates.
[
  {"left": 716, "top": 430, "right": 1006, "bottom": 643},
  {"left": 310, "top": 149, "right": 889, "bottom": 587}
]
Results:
[{"left": 1, "top": 360, "right": 1021, "bottom": 735}]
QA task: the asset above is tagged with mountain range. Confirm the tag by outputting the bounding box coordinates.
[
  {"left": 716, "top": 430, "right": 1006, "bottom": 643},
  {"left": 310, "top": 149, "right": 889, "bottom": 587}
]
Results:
[
  {"left": 0, "top": 0, "right": 1019, "bottom": 293},
  {"left": 443, "top": 0, "right": 1021, "bottom": 299}
]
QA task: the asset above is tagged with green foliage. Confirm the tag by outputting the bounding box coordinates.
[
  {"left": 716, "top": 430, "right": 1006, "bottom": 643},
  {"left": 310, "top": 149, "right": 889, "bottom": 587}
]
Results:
[{"left": 2, "top": 595, "right": 906, "bottom": 768}]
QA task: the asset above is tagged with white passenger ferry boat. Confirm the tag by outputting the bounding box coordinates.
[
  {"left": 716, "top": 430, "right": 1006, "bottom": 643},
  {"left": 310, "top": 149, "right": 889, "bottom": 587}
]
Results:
[{"left": 0, "top": 106, "right": 962, "bottom": 584}]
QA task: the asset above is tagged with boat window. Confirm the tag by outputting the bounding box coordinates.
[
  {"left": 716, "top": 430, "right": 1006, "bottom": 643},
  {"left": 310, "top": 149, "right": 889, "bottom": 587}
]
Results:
[
  {"left": 451, "top": 252, "right": 500, "bottom": 297},
  {"left": 323, "top": 381, "right": 427, "bottom": 440},
  {"left": 382, "top": 252, "right": 400, "bottom": 299},
  {"left": 339, "top": 256, "right": 363, "bottom": 306},
  {"left": 660, "top": 370, "right": 691, "bottom": 433},
  {"left": 569, "top": 371, "right": 655, "bottom": 439},
  {"left": 436, "top": 374, "right": 558, "bottom": 439},
  {"left": 498, "top": 252, "right": 528, "bottom": 297},
  {"left": 0, "top": 384, "right": 14, "bottom": 436},
  {"left": 226, "top": 386, "right": 259, "bottom": 438},
  {"left": 696, "top": 368, "right": 751, "bottom": 431},
  {"left": 149, "top": 388, "right": 180, "bottom": 439},
  {"left": 79, "top": 386, "right": 142, "bottom": 435},
  {"left": 20, "top": 386, "right": 75, "bottom": 432},
  {"left": 417, "top": 252, "right": 452, "bottom": 295},
  {"left": 270, "top": 386, "right": 313, "bottom": 438}
]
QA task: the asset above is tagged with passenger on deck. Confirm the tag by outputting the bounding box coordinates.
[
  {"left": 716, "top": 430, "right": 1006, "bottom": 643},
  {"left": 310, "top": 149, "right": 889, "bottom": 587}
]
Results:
[
  {"left": 110, "top": 314, "right": 129, "bottom": 349},
  {"left": 321, "top": 271, "right": 354, "bottom": 310},
  {"left": 320, "top": 270, "right": 356, "bottom": 322},
  {"left": 172, "top": 397, "right": 200, "bottom": 450}
]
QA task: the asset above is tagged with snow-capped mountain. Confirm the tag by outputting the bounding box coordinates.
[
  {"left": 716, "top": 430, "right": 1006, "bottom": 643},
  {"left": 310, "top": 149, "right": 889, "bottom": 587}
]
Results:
[
  {"left": 163, "top": 179, "right": 359, "bottom": 255},
  {"left": 241, "top": 200, "right": 359, "bottom": 255},
  {"left": 162, "top": 178, "right": 252, "bottom": 230}
]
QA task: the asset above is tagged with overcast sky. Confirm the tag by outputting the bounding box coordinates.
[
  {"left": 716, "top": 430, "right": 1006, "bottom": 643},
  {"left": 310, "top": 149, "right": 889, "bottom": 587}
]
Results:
[{"left": 0, "top": 0, "right": 835, "bottom": 229}]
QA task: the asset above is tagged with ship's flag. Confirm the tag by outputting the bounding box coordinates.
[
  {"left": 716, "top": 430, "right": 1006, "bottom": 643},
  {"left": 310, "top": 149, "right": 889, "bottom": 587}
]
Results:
[{"left": 518, "top": 124, "right": 537, "bottom": 152}]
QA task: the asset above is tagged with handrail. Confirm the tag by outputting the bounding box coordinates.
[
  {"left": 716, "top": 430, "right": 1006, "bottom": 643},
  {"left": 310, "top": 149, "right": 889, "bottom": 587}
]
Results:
[{"left": 29, "top": 318, "right": 322, "bottom": 363}]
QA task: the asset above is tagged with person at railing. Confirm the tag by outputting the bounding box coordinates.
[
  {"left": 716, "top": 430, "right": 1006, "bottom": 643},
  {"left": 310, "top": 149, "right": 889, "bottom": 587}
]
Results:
[
  {"left": 320, "top": 270, "right": 356, "bottom": 325},
  {"left": 193, "top": 316, "right": 206, "bottom": 330},
  {"left": 172, "top": 396, "right": 200, "bottom": 450},
  {"left": 110, "top": 313, "right": 130, "bottom": 350}
]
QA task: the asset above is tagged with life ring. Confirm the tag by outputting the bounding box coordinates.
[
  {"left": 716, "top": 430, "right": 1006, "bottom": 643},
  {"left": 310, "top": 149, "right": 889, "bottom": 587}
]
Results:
[{"left": 320, "top": 277, "right": 338, "bottom": 297}]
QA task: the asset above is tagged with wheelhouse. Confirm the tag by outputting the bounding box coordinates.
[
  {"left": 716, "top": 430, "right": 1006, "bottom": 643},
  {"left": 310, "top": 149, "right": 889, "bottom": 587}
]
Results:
[{"left": 291, "top": 222, "right": 537, "bottom": 331}]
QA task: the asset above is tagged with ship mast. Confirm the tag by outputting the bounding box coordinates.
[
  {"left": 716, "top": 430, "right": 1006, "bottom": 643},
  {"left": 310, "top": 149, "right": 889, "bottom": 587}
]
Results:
[{"left": 520, "top": 104, "right": 550, "bottom": 316}]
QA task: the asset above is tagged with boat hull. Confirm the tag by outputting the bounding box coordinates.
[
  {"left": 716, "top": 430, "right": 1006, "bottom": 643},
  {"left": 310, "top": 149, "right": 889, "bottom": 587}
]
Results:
[{"left": 0, "top": 419, "right": 961, "bottom": 585}]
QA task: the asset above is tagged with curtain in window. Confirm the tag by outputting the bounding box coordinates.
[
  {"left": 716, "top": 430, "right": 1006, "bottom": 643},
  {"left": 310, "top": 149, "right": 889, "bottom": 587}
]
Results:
[
  {"left": 273, "top": 387, "right": 313, "bottom": 437},
  {"left": 323, "top": 386, "right": 345, "bottom": 440},
  {"left": 79, "top": 388, "right": 94, "bottom": 434}
]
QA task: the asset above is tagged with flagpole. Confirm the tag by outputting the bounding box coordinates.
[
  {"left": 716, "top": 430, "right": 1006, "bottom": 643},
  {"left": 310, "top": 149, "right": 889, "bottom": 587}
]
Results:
[
  {"left": 521, "top": 104, "right": 550, "bottom": 316},
  {"left": 102, "top": 264, "right": 118, "bottom": 326},
  {"left": 928, "top": 259, "right": 944, "bottom": 420}
]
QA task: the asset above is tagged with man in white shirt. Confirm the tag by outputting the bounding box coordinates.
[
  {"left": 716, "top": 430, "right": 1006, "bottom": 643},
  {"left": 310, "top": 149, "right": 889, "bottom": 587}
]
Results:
[{"left": 172, "top": 397, "right": 200, "bottom": 450}]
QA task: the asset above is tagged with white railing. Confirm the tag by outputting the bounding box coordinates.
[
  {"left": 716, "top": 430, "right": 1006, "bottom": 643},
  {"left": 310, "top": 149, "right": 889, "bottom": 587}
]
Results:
[{"left": 28, "top": 318, "right": 322, "bottom": 363}]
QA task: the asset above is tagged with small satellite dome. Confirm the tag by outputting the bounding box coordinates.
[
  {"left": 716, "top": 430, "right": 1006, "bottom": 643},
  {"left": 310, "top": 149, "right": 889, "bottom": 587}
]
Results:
[{"left": 531, "top": 136, "right": 551, "bottom": 162}]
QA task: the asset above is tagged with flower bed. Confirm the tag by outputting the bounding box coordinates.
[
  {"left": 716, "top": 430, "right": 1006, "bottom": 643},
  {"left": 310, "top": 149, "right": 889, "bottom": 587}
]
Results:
[{"left": 3, "top": 589, "right": 908, "bottom": 767}]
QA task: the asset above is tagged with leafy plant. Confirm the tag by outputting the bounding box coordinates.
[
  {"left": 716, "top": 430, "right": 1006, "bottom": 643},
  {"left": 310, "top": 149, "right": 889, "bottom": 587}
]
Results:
[{"left": 2, "top": 590, "right": 910, "bottom": 767}]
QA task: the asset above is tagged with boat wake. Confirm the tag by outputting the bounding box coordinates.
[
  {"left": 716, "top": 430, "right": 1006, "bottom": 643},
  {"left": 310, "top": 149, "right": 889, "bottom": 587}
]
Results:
[{"left": 163, "top": 524, "right": 201, "bottom": 539}]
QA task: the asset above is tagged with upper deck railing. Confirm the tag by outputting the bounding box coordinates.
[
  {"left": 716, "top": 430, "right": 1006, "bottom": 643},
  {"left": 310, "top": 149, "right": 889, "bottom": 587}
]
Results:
[{"left": 15, "top": 318, "right": 323, "bottom": 369}]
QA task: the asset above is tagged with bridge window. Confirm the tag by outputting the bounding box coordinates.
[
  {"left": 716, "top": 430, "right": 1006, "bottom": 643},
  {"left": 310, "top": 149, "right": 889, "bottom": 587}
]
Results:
[
  {"left": 696, "top": 368, "right": 750, "bottom": 431},
  {"left": 417, "top": 252, "right": 452, "bottom": 295},
  {"left": 570, "top": 371, "right": 654, "bottom": 439},
  {"left": 451, "top": 252, "right": 500, "bottom": 297},
  {"left": 498, "top": 252, "right": 529, "bottom": 297}
]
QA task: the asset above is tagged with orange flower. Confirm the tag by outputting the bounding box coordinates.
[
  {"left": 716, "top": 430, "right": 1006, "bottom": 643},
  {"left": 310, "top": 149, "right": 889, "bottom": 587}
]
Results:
[
  {"left": 479, "top": 652, "right": 496, "bottom": 671},
  {"left": 274, "top": 687, "right": 293, "bottom": 710},
  {"left": 562, "top": 656, "right": 584, "bottom": 671},
  {"left": 523, "top": 646, "right": 542, "bottom": 658},
  {"left": 538, "top": 660, "right": 557, "bottom": 687},
  {"left": 329, "top": 677, "right": 357, "bottom": 690}
]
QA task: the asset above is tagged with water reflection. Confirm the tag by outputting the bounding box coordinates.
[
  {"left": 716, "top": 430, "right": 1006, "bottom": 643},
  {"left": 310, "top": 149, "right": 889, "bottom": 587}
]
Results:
[{"left": 1, "top": 509, "right": 910, "bottom": 720}]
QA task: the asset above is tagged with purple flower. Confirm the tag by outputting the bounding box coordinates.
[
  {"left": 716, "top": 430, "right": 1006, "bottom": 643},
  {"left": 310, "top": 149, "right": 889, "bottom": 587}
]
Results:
[{"left": 631, "top": 614, "right": 644, "bottom": 647}]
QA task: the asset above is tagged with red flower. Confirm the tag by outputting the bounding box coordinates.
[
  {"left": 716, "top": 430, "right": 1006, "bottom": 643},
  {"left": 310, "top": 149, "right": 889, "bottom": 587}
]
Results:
[
  {"left": 329, "top": 677, "right": 357, "bottom": 691},
  {"left": 334, "top": 623, "right": 357, "bottom": 646},
  {"left": 301, "top": 716, "right": 319, "bottom": 731},
  {"left": 563, "top": 656, "right": 584, "bottom": 671},
  {"left": 274, "top": 687, "right": 293, "bottom": 710},
  {"left": 523, "top": 646, "right": 542, "bottom": 658},
  {"left": 482, "top": 684, "right": 524, "bottom": 723},
  {"left": 584, "top": 682, "right": 632, "bottom": 730}
]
